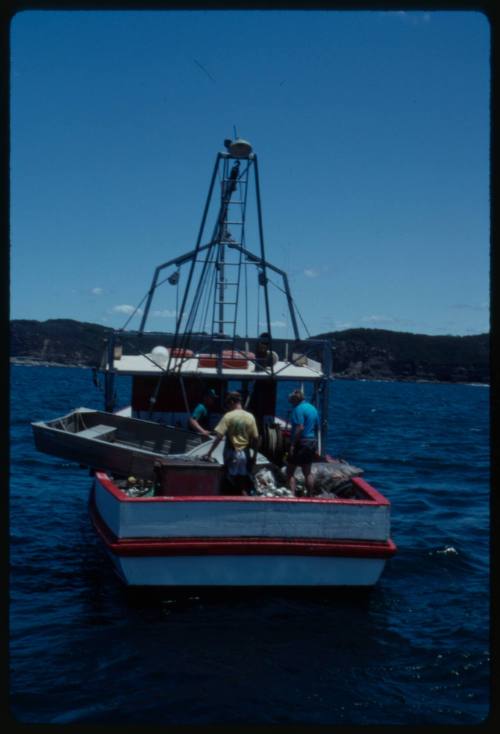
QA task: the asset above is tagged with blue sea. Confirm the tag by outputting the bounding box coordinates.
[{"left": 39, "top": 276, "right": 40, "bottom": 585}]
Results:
[{"left": 9, "top": 365, "right": 490, "bottom": 724}]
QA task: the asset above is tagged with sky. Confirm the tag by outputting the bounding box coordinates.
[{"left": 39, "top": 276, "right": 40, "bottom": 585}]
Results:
[{"left": 10, "top": 9, "right": 490, "bottom": 338}]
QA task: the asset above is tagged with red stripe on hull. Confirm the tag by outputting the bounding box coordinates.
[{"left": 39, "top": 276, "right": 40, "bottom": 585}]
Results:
[
  {"left": 89, "top": 489, "right": 397, "bottom": 559},
  {"left": 95, "top": 472, "right": 390, "bottom": 507}
]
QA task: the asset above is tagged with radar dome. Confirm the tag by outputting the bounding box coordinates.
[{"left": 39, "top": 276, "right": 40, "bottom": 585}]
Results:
[
  {"left": 151, "top": 346, "right": 168, "bottom": 357},
  {"left": 228, "top": 138, "right": 252, "bottom": 158},
  {"left": 149, "top": 345, "right": 169, "bottom": 366}
]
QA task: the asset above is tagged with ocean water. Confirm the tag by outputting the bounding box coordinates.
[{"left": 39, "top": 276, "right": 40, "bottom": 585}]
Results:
[{"left": 9, "top": 365, "right": 490, "bottom": 724}]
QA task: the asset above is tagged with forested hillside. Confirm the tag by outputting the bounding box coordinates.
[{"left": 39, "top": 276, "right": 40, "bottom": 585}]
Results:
[{"left": 10, "top": 320, "right": 489, "bottom": 384}]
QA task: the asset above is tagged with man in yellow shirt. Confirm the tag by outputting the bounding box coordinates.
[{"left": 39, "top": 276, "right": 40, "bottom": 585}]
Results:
[{"left": 203, "top": 391, "right": 259, "bottom": 494}]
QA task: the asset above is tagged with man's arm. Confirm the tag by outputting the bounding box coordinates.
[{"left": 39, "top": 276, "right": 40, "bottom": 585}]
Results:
[
  {"left": 290, "top": 423, "right": 304, "bottom": 454},
  {"left": 248, "top": 434, "right": 259, "bottom": 469},
  {"left": 247, "top": 417, "right": 260, "bottom": 468},
  {"left": 203, "top": 415, "right": 227, "bottom": 460},
  {"left": 188, "top": 416, "right": 210, "bottom": 436},
  {"left": 203, "top": 432, "right": 223, "bottom": 460},
  {"left": 290, "top": 404, "right": 304, "bottom": 454}
]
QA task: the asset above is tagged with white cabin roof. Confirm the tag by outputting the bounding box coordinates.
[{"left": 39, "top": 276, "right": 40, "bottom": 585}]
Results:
[{"left": 111, "top": 354, "right": 324, "bottom": 380}]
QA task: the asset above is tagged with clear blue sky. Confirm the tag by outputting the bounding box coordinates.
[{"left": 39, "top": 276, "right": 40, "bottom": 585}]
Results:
[{"left": 10, "top": 9, "right": 490, "bottom": 337}]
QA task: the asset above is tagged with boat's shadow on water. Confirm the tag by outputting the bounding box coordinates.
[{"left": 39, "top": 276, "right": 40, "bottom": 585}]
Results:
[
  {"left": 78, "top": 526, "right": 382, "bottom": 621},
  {"left": 122, "top": 584, "right": 375, "bottom": 610}
]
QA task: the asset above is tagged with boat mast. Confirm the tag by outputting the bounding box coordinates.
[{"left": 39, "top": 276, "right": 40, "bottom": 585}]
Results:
[
  {"left": 136, "top": 138, "right": 303, "bottom": 352},
  {"left": 213, "top": 151, "right": 242, "bottom": 339}
]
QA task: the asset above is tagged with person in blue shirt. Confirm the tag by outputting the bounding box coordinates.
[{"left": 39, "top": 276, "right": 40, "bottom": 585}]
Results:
[
  {"left": 286, "top": 389, "right": 319, "bottom": 496},
  {"left": 188, "top": 389, "right": 218, "bottom": 437}
]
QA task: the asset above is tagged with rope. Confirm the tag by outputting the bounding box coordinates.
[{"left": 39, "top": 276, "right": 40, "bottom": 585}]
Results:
[
  {"left": 231, "top": 237, "right": 245, "bottom": 350},
  {"left": 128, "top": 157, "right": 249, "bottom": 414},
  {"left": 146, "top": 242, "right": 217, "bottom": 416},
  {"left": 263, "top": 275, "right": 310, "bottom": 339},
  {"left": 179, "top": 376, "right": 191, "bottom": 414},
  {"left": 119, "top": 292, "right": 150, "bottom": 331},
  {"left": 244, "top": 253, "right": 249, "bottom": 338},
  {"left": 200, "top": 263, "right": 217, "bottom": 335},
  {"left": 257, "top": 278, "right": 261, "bottom": 336},
  {"left": 295, "top": 302, "right": 311, "bottom": 338},
  {"left": 181, "top": 242, "right": 216, "bottom": 346}
]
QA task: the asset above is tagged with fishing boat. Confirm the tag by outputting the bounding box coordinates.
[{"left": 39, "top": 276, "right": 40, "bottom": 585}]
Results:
[{"left": 33, "top": 137, "right": 396, "bottom": 587}]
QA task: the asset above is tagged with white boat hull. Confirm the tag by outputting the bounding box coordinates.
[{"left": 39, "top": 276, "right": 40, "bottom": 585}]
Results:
[
  {"left": 90, "top": 472, "right": 396, "bottom": 587},
  {"left": 106, "top": 551, "right": 388, "bottom": 587}
]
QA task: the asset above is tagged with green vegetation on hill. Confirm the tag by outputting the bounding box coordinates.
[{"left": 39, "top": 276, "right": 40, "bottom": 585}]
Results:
[
  {"left": 11, "top": 319, "right": 113, "bottom": 366},
  {"left": 322, "top": 328, "right": 489, "bottom": 365},
  {"left": 314, "top": 328, "right": 489, "bottom": 383}
]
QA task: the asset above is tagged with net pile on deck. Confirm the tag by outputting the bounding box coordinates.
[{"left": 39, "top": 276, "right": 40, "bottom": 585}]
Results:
[{"left": 252, "top": 460, "right": 363, "bottom": 498}]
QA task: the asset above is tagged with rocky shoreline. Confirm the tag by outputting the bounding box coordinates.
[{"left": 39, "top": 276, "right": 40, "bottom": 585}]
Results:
[
  {"left": 10, "top": 357, "right": 87, "bottom": 368},
  {"left": 10, "top": 356, "right": 489, "bottom": 386}
]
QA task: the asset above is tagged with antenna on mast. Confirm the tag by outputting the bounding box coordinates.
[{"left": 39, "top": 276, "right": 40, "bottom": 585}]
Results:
[{"left": 233, "top": 124, "right": 238, "bottom": 139}]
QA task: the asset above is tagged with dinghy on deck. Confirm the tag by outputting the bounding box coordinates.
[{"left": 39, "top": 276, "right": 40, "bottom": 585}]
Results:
[
  {"left": 32, "top": 407, "right": 271, "bottom": 485},
  {"left": 32, "top": 408, "right": 207, "bottom": 480}
]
